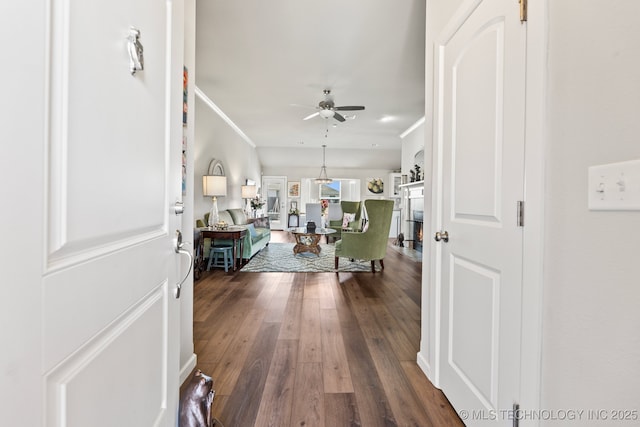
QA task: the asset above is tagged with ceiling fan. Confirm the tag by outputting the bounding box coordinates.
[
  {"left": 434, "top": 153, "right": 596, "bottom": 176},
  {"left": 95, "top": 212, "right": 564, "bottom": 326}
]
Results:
[{"left": 302, "top": 89, "right": 365, "bottom": 122}]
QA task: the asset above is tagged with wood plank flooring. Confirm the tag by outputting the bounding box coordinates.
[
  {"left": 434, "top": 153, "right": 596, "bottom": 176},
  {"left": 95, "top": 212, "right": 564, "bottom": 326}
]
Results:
[{"left": 190, "top": 231, "right": 463, "bottom": 427}]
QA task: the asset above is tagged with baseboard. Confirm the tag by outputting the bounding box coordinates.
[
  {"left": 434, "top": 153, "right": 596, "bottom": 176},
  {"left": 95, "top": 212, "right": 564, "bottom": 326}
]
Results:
[
  {"left": 179, "top": 353, "right": 198, "bottom": 385},
  {"left": 416, "top": 351, "right": 435, "bottom": 385}
]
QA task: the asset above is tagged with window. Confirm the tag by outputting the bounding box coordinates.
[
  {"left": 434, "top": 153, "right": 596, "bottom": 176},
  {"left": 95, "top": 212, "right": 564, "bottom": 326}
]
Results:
[{"left": 319, "top": 181, "right": 341, "bottom": 200}]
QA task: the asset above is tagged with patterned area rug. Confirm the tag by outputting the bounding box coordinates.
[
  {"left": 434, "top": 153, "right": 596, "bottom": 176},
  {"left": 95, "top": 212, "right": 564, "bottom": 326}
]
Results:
[{"left": 240, "top": 242, "right": 376, "bottom": 273}]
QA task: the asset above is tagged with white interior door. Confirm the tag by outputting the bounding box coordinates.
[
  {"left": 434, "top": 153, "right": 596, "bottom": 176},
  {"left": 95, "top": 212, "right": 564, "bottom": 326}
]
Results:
[
  {"left": 433, "top": 0, "right": 526, "bottom": 423},
  {"left": 40, "top": 1, "right": 184, "bottom": 425},
  {"left": 262, "top": 176, "right": 287, "bottom": 229}
]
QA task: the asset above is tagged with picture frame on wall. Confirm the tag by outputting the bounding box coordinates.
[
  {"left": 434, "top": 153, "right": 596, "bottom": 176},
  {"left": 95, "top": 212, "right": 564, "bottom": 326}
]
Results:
[
  {"left": 183, "top": 66, "right": 188, "bottom": 126},
  {"left": 288, "top": 181, "right": 300, "bottom": 197},
  {"left": 367, "top": 178, "right": 384, "bottom": 194}
]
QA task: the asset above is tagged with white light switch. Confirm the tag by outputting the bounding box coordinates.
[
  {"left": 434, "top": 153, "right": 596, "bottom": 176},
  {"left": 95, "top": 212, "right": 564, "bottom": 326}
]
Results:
[{"left": 588, "top": 159, "right": 640, "bottom": 210}]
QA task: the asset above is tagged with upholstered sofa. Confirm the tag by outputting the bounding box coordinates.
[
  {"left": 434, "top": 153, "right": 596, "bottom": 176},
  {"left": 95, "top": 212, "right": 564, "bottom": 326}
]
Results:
[{"left": 197, "top": 208, "right": 271, "bottom": 261}]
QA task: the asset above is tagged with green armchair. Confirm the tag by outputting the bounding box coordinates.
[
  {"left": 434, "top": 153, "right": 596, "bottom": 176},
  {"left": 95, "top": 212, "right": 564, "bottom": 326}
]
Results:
[
  {"left": 328, "top": 201, "right": 362, "bottom": 243},
  {"left": 334, "top": 199, "right": 394, "bottom": 273}
]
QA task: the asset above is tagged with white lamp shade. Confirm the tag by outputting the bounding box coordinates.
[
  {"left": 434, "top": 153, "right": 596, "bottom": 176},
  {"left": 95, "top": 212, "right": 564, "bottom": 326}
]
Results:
[
  {"left": 203, "top": 175, "right": 227, "bottom": 197},
  {"left": 241, "top": 184, "right": 257, "bottom": 199}
]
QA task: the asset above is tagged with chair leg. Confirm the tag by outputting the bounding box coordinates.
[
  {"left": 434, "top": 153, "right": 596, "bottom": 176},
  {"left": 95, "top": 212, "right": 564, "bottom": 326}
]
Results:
[
  {"left": 335, "top": 257, "right": 339, "bottom": 270},
  {"left": 379, "top": 259, "right": 384, "bottom": 270},
  {"left": 371, "top": 260, "right": 376, "bottom": 273}
]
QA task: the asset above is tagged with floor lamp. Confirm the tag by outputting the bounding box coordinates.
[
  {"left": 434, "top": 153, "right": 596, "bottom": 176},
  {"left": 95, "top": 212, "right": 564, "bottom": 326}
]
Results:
[
  {"left": 203, "top": 175, "right": 227, "bottom": 227},
  {"left": 241, "top": 184, "right": 257, "bottom": 217}
]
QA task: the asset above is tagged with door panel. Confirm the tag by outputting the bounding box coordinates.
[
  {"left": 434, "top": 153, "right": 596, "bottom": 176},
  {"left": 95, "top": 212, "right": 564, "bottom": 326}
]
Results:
[
  {"left": 435, "top": 0, "right": 526, "bottom": 422},
  {"left": 44, "top": 0, "right": 181, "bottom": 425},
  {"left": 46, "top": 287, "right": 167, "bottom": 427},
  {"left": 42, "top": 237, "right": 167, "bottom": 370},
  {"left": 449, "top": 256, "right": 500, "bottom": 408},
  {"left": 48, "top": 0, "right": 168, "bottom": 263},
  {"left": 452, "top": 23, "right": 501, "bottom": 221}
]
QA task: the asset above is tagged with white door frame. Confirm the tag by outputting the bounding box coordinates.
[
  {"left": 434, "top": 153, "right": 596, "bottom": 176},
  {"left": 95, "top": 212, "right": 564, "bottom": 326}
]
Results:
[{"left": 419, "top": 0, "right": 546, "bottom": 422}]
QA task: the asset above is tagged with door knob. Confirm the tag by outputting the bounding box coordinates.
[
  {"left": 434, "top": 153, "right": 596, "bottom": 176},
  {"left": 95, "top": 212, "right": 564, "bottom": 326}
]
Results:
[{"left": 434, "top": 230, "right": 449, "bottom": 242}]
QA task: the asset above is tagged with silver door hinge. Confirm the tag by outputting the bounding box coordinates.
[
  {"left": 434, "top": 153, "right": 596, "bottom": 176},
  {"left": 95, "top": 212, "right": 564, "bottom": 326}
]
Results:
[{"left": 517, "top": 201, "right": 524, "bottom": 227}]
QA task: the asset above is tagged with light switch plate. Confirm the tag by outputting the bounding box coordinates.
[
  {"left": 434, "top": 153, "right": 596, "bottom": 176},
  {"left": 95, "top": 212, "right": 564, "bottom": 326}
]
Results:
[{"left": 588, "top": 159, "right": 640, "bottom": 211}]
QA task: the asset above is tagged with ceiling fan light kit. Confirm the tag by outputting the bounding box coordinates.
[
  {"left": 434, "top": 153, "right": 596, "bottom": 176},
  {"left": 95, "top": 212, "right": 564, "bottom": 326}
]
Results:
[{"left": 319, "top": 109, "right": 335, "bottom": 119}]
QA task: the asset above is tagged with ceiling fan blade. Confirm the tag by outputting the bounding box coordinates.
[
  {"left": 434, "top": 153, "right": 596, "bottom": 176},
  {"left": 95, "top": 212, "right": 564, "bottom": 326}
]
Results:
[
  {"left": 335, "top": 106, "right": 365, "bottom": 111},
  {"left": 291, "top": 103, "right": 318, "bottom": 110},
  {"left": 303, "top": 112, "right": 319, "bottom": 121},
  {"left": 333, "top": 112, "right": 346, "bottom": 122}
]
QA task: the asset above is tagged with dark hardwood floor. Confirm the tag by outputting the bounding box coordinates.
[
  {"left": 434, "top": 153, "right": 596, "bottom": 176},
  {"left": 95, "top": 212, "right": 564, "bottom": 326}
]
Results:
[{"left": 190, "top": 230, "right": 463, "bottom": 427}]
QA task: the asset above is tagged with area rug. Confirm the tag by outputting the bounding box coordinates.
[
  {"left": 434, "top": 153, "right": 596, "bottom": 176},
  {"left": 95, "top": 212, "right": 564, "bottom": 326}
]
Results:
[{"left": 240, "top": 242, "right": 376, "bottom": 273}]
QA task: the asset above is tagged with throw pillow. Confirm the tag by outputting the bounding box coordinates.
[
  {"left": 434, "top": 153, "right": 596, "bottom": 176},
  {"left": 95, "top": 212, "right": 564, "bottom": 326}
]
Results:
[
  {"left": 342, "top": 213, "right": 356, "bottom": 229},
  {"left": 246, "top": 223, "right": 257, "bottom": 237}
]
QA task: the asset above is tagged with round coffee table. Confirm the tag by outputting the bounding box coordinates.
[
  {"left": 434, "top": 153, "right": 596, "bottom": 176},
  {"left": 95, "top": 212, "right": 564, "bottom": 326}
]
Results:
[{"left": 288, "top": 227, "right": 337, "bottom": 256}]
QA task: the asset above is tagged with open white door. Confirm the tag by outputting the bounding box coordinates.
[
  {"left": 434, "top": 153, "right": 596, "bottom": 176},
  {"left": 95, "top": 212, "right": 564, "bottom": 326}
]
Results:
[
  {"left": 432, "top": 0, "right": 526, "bottom": 424},
  {"left": 2, "top": 1, "right": 185, "bottom": 425},
  {"left": 262, "top": 176, "right": 287, "bottom": 230}
]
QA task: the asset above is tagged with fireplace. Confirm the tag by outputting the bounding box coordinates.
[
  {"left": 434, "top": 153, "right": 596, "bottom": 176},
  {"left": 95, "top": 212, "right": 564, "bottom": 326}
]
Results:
[{"left": 412, "top": 210, "right": 424, "bottom": 252}]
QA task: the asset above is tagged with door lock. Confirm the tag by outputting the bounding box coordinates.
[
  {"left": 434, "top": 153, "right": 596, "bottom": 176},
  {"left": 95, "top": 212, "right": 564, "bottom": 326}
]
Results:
[
  {"left": 174, "top": 201, "right": 185, "bottom": 215},
  {"left": 434, "top": 230, "right": 449, "bottom": 242}
]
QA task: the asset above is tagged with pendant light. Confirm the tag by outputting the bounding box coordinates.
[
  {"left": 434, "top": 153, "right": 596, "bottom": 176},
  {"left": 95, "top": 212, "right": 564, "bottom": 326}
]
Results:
[{"left": 315, "top": 144, "right": 333, "bottom": 184}]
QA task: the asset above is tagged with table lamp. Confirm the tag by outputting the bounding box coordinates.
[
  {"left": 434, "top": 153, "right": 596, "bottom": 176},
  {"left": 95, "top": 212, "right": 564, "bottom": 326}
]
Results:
[
  {"left": 241, "top": 184, "right": 257, "bottom": 216},
  {"left": 203, "top": 175, "right": 227, "bottom": 227}
]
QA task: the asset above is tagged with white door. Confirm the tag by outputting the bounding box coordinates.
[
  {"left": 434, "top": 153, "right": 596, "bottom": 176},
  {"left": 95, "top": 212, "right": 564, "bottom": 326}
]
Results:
[
  {"left": 262, "top": 176, "right": 287, "bottom": 230},
  {"left": 433, "top": 0, "right": 526, "bottom": 424},
  {"left": 2, "top": 1, "right": 185, "bottom": 425}
]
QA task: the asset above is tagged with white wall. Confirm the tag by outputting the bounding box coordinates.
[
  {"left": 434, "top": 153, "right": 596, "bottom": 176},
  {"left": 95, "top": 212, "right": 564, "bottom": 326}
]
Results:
[
  {"left": 541, "top": 1, "right": 640, "bottom": 422},
  {"left": 402, "top": 119, "right": 426, "bottom": 178},
  {"left": 194, "top": 96, "right": 262, "bottom": 223},
  {"left": 401, "top": 120, "right": 427, "bottom": 217}
]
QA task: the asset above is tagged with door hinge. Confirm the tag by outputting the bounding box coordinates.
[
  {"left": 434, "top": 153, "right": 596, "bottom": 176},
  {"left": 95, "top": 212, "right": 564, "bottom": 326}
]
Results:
[
  {"left": 519, "top": 0, "right": 528, "bottom": 22},
  {"left": 517, "top": 201, "right": 525, "bottom": 227},
  {"left": 513, "top": 403, "right": 520, "bottom": 427}
]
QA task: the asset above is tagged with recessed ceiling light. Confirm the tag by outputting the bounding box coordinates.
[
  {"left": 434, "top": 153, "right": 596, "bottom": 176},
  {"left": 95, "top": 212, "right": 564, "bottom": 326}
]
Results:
[{"left": 380, "top": 115, "right": 395, "bottom": 123}]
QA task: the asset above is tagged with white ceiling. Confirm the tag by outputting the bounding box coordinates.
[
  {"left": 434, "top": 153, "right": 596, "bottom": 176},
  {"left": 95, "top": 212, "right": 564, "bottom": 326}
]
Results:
[{"left": 195, "top": 0, "right": 426, "bottom": 170}]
